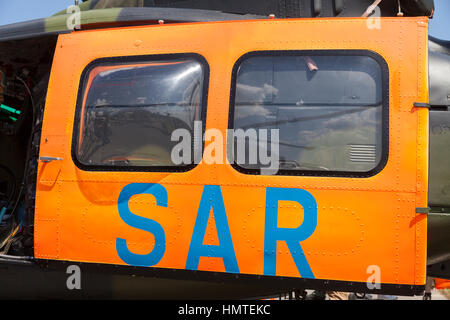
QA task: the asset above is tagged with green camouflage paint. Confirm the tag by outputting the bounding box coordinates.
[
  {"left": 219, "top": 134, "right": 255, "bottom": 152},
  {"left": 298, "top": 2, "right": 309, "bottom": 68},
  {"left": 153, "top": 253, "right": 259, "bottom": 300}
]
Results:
[{"left": 45, "top": 8, "right": 123, "bottom": 33}]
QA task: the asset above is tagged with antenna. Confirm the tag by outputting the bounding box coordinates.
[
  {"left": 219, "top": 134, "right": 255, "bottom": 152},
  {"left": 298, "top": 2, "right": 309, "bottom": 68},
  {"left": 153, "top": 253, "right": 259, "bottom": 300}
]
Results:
[{"left": 397, "top": 0, "right": 404, "bottom": 17}]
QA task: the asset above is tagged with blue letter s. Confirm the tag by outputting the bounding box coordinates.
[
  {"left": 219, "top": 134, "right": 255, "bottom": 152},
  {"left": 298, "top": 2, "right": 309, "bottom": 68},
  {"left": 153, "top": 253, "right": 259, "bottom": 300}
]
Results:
[{"left": 116, "top": 183, "right": 167, "bottom": 267}]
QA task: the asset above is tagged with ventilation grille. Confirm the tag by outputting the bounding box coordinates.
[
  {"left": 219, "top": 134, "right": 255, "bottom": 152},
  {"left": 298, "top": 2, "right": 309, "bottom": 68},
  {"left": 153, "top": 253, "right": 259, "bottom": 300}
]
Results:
[{"left": 349, "top": 144, "right": 376, "bottom": 163}]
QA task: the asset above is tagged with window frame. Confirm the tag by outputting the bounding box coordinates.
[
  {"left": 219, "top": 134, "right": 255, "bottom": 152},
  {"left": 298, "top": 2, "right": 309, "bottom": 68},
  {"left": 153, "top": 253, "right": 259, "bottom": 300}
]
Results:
[
  {"left": 71, "top": 53, "right": 210, "bottom": 173},
  {"left": 228, "top": 50, "right": 389, "bottom": 178}
]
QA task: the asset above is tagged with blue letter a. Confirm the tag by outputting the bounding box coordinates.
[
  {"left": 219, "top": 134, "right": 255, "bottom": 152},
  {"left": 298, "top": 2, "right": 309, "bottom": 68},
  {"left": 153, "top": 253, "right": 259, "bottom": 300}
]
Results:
[
  {"left": 186, "top": 185, "right": 239, "bottom": 273},
  {"left": 116, "top": 183, "right": 167, "bottom": 267},
  {"left": 264, "top": 188, "right": 317, "bottom": 278}
]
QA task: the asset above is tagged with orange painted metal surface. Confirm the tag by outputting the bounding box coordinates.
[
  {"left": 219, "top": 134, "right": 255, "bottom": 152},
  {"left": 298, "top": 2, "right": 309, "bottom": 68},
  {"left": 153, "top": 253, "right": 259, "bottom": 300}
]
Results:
[
  {"left": 435, "top": 278, "right": 450, "bottom": 290},
  {"left": 35, "top": 17, "right": 429, "bottom": 286}
]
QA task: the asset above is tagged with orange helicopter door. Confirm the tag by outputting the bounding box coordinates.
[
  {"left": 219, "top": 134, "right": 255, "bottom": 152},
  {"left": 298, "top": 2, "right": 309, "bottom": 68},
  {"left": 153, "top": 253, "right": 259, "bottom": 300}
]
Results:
[{"left": 35, "top": 17, "right": 429, "bottom": 294}]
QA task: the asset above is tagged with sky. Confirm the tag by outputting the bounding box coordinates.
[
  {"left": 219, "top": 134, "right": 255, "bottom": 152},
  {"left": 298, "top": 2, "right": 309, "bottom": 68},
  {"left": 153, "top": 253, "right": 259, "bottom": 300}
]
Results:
[
  {"left": 429, "top": 0, "right": 450, "bottom": 40},
  {"left": 0, "top": 0, "right": 75, "bottom": 26},
  {"left": 0, "top": 0, "right": 448, "bottom": 40}
]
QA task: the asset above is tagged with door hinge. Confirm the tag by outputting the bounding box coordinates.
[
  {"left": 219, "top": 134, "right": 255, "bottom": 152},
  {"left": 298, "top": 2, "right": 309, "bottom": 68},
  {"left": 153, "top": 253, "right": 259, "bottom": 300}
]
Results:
[
  {"left": 416, "top": 207, "right": 430, "bottom": 214},
  {"left": 414, "top": 102, "right": 448, "bottom": 111}
]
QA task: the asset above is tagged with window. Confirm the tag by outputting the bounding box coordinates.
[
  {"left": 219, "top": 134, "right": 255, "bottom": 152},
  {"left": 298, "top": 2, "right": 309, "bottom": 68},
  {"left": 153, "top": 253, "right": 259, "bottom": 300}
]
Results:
[
  {"left": 229, "top": 51, "right": 388, "bottom": 176},
  {"left": 73, "top": 54, "right": 208, "bottom": 171}
]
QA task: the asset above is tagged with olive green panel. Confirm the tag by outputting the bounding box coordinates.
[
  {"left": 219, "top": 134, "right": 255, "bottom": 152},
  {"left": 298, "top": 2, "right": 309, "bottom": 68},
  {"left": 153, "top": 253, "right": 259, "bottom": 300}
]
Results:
[
  {"left": 427, "top": 214, "right": 450, "bottom": 265},
  {"left": 429, "top": 111, "right": 450, "bottom": 208},
  {"left": 52, "top": 0, "right": 145, "bottom": 16},
  {"left": 52, "top": 1, "right": 92, "bottom": 16},
  {"left": 428, "top": 111, "right": 450, "bottom": 267},
  {"left": 87, "top": 0, "right": 145, "bottom": 10},
  {"left": 45, "top": 8, "right": 123, "bottom": 33}
]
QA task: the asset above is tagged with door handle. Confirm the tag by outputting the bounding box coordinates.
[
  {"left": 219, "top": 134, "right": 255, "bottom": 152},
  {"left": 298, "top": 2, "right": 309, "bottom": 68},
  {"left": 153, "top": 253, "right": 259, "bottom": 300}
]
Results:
[
  {"left": 39, "top": 156, "right": 63, "bottom": 187},
  {"left": 40, "top": 156, "right": 63, "bottom": 163}
]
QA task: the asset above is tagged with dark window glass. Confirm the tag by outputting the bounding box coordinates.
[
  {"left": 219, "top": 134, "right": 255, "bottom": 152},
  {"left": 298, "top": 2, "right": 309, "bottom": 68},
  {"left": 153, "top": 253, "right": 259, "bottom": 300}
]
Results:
[
  {"left": 231, "top": 53, "right": 386, "bottom": 174},
  {"left": 75, "top": 57, "right": 206, "bottom": 168}
]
